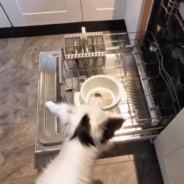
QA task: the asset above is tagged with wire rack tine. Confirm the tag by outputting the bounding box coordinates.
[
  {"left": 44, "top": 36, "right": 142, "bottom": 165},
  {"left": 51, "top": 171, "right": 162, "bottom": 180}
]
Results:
[{"left": 161, "top": 0, "right": 184, "bottom": 31}]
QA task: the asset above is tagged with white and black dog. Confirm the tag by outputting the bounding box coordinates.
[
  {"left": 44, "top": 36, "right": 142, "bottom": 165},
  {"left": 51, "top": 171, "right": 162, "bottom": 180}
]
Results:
[{"left": 35, "top": 94, "right": 126, "bottom": 184}]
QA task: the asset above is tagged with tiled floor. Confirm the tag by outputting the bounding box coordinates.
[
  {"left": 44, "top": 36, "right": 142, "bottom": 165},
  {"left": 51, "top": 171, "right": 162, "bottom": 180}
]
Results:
[{"left": 0, "top": 35, "right": 163, "bottom": 184}]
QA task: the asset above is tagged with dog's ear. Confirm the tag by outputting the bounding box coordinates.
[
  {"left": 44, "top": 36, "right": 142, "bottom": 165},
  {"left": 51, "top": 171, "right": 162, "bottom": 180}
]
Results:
[{"left": 100, "top": 117, "right": 126, "bottom": 143}]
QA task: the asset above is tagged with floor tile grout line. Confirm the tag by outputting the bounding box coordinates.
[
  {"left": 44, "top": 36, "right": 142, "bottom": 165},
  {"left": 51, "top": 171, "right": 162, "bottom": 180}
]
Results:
[
  {"left": 0, "top": 78, "right": 38, "bottom": 84},
  {"left": 0, "top": 45, "right": 62, "bottom": 51},
  {"left": 97, "top": 155, "right": 132, "bottom": 166},
  {"left": 0, "top": 122, "right": 36, "bottom": 127},
  {"left": 3, "top": 174, "right": 37, "bottom": 182}
]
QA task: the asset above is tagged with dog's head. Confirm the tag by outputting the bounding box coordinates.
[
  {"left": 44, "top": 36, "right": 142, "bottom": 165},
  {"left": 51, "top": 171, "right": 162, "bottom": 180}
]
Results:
[{"left": 46, "top": 95, "right": 126, "bottom": 151}]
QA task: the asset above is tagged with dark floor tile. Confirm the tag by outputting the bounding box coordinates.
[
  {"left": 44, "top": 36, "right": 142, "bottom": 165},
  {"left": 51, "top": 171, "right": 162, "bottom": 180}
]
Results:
[
  {"left": 135, "top": 159, "right": 164, "bottom": 184},
  {"left": 0, "top": 80, "right": 37, "bottom": 125},
  {"left": 35, "top": 151, "right": 59, "bottom": 169},
  {"left": 0, "top": 35, "right": 63, "bottom": 50},
  {"left": 94, "top": 160, "right": 139, "bottom": 184},
  {"left": 0, "top": 39, "right": 8, "bottom": 49},
  {"left": 0, "top": 47, "right": 40, "bottom": 70},
  {"left": 22, "top": 35, "right": 63, "bottom": 49},
  {"left": 0, "top": 67, "right": 38, "bottom": 85},
  {"left": 100, "top": 140, "right": 157, "bottom": 161},
  {"left": 128, "top": 140, "right": 158, "bottom": 161},
  {"left": 0, "top": 123, "right": 37, "bottom": 181},
  {"left": 1, "top": 176, "right": 36, "bottom": 184},
  {"left": 100, "top": 142, "right": 129, "bottom": 159},
  {"left": 0, "top": 38, "right": 26, "bottom": 50}
]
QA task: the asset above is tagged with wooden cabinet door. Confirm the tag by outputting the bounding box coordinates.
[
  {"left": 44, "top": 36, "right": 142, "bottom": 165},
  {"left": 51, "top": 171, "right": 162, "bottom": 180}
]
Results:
[
  {"left": 0, "top": 6, "right": 11, "bottom": 28},
  {"left": 81, "top": 0, "right": 126, "bottom": 21},
  {"left": 0, "top": 0, "right": 82, "bottom": 26},
  {"left": 154, "top": 108, "right": 184, "bottom": 184}
]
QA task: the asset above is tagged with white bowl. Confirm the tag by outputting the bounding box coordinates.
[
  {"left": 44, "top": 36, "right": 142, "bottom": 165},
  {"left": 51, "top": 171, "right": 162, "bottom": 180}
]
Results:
[{"left": 80, "top": 75, "right": 122, "bottom": 110}]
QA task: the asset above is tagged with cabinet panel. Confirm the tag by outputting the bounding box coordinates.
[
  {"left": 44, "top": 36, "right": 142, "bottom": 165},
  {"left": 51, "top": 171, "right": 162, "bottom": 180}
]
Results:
[
  {"left": 1, "top": 0, "right": 82, "bottom": 26},
  {"left": 95, "top": 0, "right": 116, "bottom": 9},
  {"left": 17, "top": 0, "right": 66, "bottom": 13},
  {"left": 0, "top": 6, "right": 11, "bottom": 28},
  {"left": 155, "top": 108, "right": 184, "bottom": 184},
  {"left": 165, "top": 145, "right": 184, "bottom": 184},
  {"left": 81, "top": 0, "right": 126, "bottom": 21}
]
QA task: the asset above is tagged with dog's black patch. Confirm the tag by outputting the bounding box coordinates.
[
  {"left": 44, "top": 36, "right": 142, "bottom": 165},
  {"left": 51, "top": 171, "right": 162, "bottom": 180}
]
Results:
[
  {"left": 101, "top": 118, "right": 125, "bottom": 143},
  {"left": 71, "top": 114, "right": 95, "bottom": 147}
]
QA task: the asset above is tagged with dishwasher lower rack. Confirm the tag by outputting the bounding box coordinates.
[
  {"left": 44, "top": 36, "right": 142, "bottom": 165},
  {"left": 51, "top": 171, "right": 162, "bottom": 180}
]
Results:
[
  {"left": 36, "top": 31, "right": 181, "bottom": 153},
  {"left": 72, "top": 31, "right": 180, "bottom": 126}
]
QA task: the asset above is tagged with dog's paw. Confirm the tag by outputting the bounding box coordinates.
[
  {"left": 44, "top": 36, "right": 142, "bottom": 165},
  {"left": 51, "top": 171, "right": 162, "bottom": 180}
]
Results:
[
  {"left": 45, "top": 101, "right": 59, "bottom": 115},
  {"left": 45, "top": 101, "right": 54, "bottom": 108}
]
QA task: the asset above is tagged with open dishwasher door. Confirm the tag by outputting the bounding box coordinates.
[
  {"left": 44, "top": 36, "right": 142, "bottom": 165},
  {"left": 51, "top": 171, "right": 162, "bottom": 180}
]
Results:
[{"left": 154, "top": 108, "right": 184, "bottom": 184}]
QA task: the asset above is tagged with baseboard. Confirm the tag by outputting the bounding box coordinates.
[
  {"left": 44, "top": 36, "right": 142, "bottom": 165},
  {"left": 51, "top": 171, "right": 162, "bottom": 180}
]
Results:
[{"left": 0, "top": 20, "right": 126, "bottom": 39}]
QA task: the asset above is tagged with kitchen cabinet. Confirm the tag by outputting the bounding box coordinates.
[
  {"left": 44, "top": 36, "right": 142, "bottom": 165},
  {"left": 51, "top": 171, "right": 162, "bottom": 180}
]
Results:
[
  {"left": 154, "top": 108, "right": 184, "bottom": 184},
  {"left": 0, "top": 0, "right": 82, "bottom": 26},
  {"left": 81, "top": 0, "right": 126, "bottom": 21},
  {"left": 0, "top": 0, "right": 148, "bottom": 28},
  {"left": 0, "top": 6, "right": 11, "bottom": 28}
]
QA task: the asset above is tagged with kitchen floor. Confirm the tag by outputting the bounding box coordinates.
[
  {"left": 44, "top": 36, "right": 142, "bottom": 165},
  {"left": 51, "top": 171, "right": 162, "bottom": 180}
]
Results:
[{"left": 0, "top": 35, "right": 164, "bottom": 184}]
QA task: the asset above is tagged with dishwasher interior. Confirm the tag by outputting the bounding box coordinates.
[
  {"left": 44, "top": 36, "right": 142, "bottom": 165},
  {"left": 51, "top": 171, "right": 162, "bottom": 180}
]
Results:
[{"left": 36, "top": 30, "right": 181, "bottom": 153}]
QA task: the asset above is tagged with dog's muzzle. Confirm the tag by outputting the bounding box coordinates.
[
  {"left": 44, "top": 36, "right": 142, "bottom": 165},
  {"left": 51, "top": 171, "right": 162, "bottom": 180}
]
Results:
[{"left": 88, "top": 93, "right": 103, "bottom": 108}]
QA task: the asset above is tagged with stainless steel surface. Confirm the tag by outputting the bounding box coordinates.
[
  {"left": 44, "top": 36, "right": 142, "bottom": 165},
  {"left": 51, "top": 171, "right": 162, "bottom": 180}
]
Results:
[
  {"left": 59, "top": 51, "right": 63, "bottom": 84},
  {"left": 37, "top": 52, "right": 62, "bottom": 143},
  {"left": 64, "top": 30, "right": 106, "bottom": 70},
  {"left": 36, "top": 50, "right": 160, "bottom": 153},
  {"left": 82, "top": 27, "right": 87, "bottom": 53},
  {"left": 36, "top": 31, "right": 180, "bottom": 153},
  {"left": 36, "top": 52, "right": 61, "bottom": 153},
  {"left": 133, "top": 47, "right": 158, "bottom": 124}
]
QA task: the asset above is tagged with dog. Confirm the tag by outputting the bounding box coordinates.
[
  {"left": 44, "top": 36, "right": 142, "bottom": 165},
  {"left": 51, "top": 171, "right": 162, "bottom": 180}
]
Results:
[{"left": 35, "top": 95, "right": 126, "bottom": 184}]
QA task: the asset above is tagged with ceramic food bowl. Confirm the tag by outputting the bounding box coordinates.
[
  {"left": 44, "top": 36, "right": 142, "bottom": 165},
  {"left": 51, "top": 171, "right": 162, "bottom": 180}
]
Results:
[{"left": 80, "top": 75, "right": 122, "bottom": 110}]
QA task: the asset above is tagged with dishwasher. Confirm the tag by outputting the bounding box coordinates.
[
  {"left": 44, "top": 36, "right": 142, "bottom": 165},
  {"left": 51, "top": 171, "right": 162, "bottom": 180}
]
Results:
[
  {"left": 36, "top": 0, "right": 184, "bottom": 153},
  {"left": 35, "top": 30, "right": 181, "bottom": 153}
]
